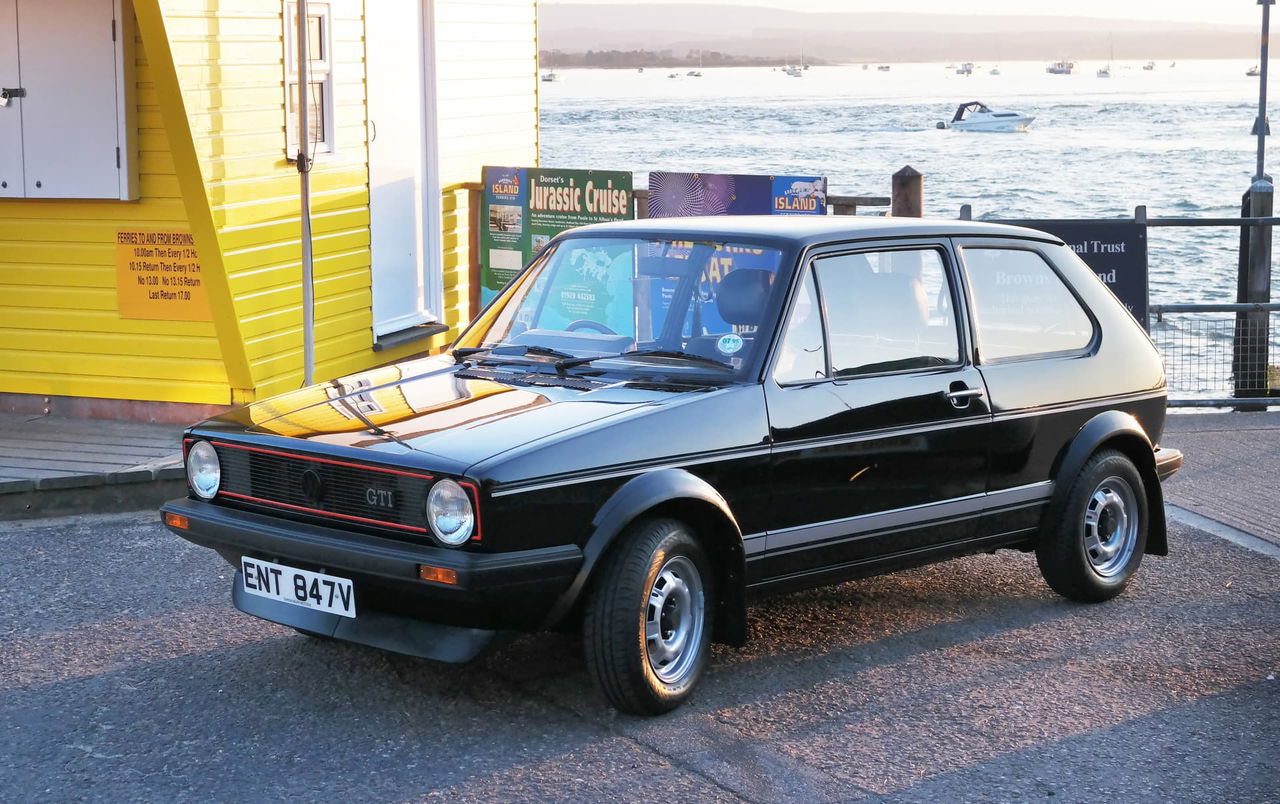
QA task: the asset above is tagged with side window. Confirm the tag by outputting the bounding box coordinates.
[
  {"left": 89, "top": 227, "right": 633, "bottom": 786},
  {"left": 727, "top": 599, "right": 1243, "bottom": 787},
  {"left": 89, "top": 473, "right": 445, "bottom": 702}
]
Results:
[
  {"left": 813, "top": 249, "right": 960, "bottom": 376},
  {"left": 963, "top": 248, "right": 1094, "bottom": 361},
  {"left": 774, "top": 267, "right": 827, "bottom": 383}
]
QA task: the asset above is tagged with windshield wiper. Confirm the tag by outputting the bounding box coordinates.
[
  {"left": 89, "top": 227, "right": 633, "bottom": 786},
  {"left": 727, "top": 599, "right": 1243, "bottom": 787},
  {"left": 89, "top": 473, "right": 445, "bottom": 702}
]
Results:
[
  {"left": 557, "top": 349, "right": 735, "bottom": 372},
  {"left": 453, "top": 344, "right": 576, "bottom": 365}
]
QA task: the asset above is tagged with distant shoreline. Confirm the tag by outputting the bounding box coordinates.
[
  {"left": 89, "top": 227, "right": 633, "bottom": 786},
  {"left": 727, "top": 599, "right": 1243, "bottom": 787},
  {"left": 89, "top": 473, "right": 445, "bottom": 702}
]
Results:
[{"left": 540, "top": 50, "right": 834, "bottom": 69}]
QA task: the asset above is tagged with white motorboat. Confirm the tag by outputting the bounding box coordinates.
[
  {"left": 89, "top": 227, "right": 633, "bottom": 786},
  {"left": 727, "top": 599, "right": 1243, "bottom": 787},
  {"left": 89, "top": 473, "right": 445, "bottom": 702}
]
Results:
[
  {"left": 937, "top": 101, "right": 1034, "bottom": 132},
  {"left": 783, "top": 64, "right": 803, "bottom": 77},
  {"left": 541, "top": 71, "right": 561, "bottom": 83}
]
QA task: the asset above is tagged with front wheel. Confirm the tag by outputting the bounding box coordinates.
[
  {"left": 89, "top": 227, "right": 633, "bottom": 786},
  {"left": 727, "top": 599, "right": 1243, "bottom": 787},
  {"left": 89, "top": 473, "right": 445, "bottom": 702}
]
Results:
[
  {"left": 1037, "top": 450, "right": 1148, "bottom": 602},
  {"left": 583, "top": 518, "right": 713, "bottom": 715}
]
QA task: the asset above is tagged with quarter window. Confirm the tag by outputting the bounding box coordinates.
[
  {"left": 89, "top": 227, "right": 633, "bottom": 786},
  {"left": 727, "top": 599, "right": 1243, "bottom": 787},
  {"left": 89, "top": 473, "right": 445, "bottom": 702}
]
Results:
[
  {"left": 812, "top": 249, "right": 960, "bottom": 377},
  {"left": 963, "top": 248, "right": 1094, "bottom": 360}
]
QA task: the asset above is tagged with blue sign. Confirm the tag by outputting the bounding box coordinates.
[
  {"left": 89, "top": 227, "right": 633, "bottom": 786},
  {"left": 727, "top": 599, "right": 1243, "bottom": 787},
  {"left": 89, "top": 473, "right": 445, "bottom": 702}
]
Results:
[{"left": 647, "top": 172, "right": 827, "bottom": 217}]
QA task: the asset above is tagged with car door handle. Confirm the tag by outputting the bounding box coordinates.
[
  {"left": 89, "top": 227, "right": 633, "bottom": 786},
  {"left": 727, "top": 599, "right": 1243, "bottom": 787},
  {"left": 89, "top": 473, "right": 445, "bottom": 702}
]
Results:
[{"left": 944, "top": 386, "right": 984, "bottom": 408}]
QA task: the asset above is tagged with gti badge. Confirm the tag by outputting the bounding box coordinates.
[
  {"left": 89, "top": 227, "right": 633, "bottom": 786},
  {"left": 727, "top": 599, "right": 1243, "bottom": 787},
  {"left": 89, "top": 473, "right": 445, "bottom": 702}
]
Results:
[{"left": 366, "top": 487, "right": 395, "bottom": 509}]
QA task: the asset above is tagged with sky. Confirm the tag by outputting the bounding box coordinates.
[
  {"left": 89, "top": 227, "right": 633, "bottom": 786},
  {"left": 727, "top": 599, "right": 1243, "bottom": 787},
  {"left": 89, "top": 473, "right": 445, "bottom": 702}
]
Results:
[{"left": 551, "top": 0, "right": 1262, "bottom": 28}]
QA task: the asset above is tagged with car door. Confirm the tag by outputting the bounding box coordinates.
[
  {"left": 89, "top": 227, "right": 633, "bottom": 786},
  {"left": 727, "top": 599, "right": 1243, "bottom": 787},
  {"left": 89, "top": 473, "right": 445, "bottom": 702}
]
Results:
[{"left": 756, "top": 240, "right": 991, "bottom": 585}]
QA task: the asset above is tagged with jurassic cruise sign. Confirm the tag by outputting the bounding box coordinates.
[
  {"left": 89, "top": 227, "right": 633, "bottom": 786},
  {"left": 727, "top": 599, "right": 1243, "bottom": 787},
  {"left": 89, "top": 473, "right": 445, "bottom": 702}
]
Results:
[
  {"left": 115, "top": 229, "right": 212, "bottom": 321},
  {"left": 480, "top": 166, "right": 635, "bottom": 306}
]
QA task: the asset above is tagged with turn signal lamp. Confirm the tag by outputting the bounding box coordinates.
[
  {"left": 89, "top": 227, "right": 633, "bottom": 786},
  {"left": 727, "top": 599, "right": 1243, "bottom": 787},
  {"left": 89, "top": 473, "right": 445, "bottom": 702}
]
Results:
[
  {"left": 418, "top": 565, "right": 458, "bottom": 585},
  {"left": 164, "top": 512, "right": 189, "bottom": 530}
]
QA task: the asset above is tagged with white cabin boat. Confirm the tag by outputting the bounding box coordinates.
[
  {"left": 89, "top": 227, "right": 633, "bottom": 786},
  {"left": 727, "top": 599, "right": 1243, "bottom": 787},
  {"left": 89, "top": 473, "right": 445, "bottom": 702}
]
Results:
[{"left": 937, "top": 101, "right": 1034, "bottom": 132}]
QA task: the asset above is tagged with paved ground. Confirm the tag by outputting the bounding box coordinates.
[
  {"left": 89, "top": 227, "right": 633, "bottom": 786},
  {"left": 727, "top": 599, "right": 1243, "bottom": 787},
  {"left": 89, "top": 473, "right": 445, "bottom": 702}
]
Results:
[
  {"left": 1162, "top": 410, "right": 1280, "bottom": 546},
  {"left": 1, "top": 510, "right": 1276, "bottom": 802}
]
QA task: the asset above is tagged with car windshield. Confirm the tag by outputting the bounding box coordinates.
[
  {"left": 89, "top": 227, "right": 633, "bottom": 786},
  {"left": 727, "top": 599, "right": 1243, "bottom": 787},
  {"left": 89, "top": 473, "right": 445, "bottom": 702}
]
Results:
[{"left": 460, "top": 237, "right": 787, "bottom": 376}]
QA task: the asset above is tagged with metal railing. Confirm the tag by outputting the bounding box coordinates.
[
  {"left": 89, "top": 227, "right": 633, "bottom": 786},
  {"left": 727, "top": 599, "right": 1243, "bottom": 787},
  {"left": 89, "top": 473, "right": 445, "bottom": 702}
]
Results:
[{"left": 1150, "top": 303, "right": 1279, "bottom": 407}]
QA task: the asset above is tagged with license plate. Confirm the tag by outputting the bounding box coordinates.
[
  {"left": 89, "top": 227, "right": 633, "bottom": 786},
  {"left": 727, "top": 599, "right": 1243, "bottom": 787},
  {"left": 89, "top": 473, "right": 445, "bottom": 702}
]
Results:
[{"left": 240, "top": 556, "right": 356, "bottom": 618}]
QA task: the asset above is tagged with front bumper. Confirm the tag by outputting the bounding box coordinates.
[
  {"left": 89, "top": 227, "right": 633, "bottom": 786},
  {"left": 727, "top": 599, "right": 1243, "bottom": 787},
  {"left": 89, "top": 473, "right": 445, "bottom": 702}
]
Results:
[{"left": 161, "top": 497, "right": 583, "bottom": 662}]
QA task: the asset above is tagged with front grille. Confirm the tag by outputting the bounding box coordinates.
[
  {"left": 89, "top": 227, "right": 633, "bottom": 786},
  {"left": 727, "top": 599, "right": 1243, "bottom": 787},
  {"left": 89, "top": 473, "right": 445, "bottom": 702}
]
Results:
[{"left": 213, "top": 441, "right": 432, "bottom": 534}]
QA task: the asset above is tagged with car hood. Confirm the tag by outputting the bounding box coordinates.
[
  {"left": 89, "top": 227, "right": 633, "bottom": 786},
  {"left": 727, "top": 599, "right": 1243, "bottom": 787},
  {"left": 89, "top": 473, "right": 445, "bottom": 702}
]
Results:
[{"left": 197, "top": 355, "right": 709, "bottom": 475}]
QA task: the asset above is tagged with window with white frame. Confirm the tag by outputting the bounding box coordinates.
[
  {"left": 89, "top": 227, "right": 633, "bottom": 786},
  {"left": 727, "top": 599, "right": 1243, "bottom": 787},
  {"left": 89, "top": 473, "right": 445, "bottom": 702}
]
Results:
[{"left": 284, "top": 2, "right": 334, "bottom": 157}]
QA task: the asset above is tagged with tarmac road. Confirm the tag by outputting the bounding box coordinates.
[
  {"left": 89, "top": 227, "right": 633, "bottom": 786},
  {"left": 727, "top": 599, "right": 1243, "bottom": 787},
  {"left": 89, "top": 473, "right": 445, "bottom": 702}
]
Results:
[{"left": 1, "top": 510, "right": 1276, "bottom": 803}]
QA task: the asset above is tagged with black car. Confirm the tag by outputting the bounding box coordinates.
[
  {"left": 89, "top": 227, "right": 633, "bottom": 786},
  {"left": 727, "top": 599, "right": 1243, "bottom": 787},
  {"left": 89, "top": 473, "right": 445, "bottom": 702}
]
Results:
[{"left": 163, "top": 216, "right": 1182, "bottom": 715}]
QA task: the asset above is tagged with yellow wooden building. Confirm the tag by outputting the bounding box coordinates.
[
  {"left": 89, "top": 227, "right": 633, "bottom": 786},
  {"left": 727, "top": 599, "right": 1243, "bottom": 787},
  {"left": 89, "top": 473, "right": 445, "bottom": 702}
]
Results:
[{"left": 0, "top": 0, "right": 538, "bottom": 421}]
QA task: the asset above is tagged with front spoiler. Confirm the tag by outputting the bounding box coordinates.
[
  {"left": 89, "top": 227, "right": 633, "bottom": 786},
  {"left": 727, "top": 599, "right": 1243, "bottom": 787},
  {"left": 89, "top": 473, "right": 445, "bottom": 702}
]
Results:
[{"left": 231, "top": 573, "right": 503, "bottom": 662}]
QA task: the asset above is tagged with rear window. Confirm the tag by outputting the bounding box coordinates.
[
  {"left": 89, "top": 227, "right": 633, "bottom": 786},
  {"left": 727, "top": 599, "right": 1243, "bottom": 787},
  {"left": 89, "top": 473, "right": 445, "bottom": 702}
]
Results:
[{"left": 962, "top": 247, "right": 1095, "bottom": 361}]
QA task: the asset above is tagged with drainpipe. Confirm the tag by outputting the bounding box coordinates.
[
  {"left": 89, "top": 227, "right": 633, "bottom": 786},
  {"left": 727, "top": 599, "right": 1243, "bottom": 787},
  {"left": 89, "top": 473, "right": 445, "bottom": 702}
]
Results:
[{"left": 296, "top": 0, "right": 316, "bottom": 386}]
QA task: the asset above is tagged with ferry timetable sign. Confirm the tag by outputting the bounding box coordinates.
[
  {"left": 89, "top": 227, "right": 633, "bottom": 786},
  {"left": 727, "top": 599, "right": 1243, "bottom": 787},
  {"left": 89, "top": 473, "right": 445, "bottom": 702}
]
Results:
[
  {"left": 114, "top": 229, "right": 212, "bottom": 322},
  {"left": 479, "top": 166, "right": 634, "bottom": 307},
  {"left": 647, "top": 172, "right": 827, "bottom": 217},
  {"left": 998, "top": 219, "right": 1149, "bottom": 328}
]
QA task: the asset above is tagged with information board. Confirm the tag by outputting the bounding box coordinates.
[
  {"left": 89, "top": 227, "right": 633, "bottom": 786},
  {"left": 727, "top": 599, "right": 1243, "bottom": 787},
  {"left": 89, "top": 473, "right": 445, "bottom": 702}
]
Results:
[
  {"left": 479, "top": 166, "right": 634, "bottom": 306},
  {"left": 647, "top": 172, "right": 827, "bottom": 217},
  {"left": 999, "top": 219, "right": 1149, "bottom": 326},
  {"left": 114, "top": 229, "right": 212, "bottom": 321}
]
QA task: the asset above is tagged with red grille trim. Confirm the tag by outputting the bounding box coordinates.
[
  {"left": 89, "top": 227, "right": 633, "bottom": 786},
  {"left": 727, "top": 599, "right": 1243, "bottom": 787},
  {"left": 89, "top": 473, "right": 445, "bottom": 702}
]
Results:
[
  {"left": 219, "top": 490, "right": 431, "bottom": 534},
  {"left": 211, "top": 440, "right": 434, "bottom": 481}
]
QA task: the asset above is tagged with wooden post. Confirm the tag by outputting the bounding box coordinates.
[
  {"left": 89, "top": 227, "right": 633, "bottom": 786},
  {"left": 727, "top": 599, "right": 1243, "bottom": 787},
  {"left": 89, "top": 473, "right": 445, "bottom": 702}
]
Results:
[
  {"left": 829, "top": 198, "right": 859, "bottom": 216},
  {"left": 892, "top": 165, "right": 924, "bottom": 217},
  {"left": 467, "top": 182, "right": 482, "bottom": 322},
  {"left": 634, "top": 188, "right": 650, "bottom": 219}
]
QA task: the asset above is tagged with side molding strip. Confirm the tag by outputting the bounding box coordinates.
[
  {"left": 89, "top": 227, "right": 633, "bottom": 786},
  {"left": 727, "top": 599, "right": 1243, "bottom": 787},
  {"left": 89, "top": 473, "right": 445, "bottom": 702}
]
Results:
[{"left": 764, "top": 481, "right": 1054, "bottom": 551}]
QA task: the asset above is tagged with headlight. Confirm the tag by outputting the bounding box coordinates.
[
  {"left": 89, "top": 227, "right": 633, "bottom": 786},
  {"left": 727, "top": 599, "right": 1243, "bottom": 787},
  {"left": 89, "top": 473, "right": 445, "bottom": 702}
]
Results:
[
  {"left": 427, "top": 479, "right": 474, "bottom": 545},
  {"left": 186, "top": 440, "right": 221, "bottom": 500}
]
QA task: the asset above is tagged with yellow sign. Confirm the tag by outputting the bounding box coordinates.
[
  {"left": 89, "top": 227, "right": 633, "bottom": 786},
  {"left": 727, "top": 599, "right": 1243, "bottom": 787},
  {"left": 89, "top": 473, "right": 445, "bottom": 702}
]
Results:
[{"left": 115, "top": 229, "right": 212, "bottom": 321}]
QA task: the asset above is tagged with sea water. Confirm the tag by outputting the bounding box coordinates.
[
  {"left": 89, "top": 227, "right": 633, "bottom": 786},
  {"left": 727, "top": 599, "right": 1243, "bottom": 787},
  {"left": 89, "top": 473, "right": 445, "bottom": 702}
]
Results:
[{"left": 540, "top": 59, "right": 1269, "bottom": 307}]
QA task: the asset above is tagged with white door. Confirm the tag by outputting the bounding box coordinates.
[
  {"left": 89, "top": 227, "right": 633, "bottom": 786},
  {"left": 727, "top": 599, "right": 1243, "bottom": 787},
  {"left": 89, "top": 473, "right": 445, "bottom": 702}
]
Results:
[
  {"left": 366, "top": 0, "right": 433, "bottom": 336},
  {"left": 18, "top": 0, "right": 120, "bottom": 198},
  {"left": 0, "top": 0, "right": 24, "bottom": 198}
]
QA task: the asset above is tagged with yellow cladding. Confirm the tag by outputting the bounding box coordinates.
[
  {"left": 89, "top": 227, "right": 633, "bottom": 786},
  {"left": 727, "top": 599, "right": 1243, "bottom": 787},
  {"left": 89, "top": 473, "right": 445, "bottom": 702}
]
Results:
[
  {"left": 0, "top": 27, "right": 231, "bottom": 406},
  {"left": 1, "top": 0, "right": 538, "bottom": 409}
]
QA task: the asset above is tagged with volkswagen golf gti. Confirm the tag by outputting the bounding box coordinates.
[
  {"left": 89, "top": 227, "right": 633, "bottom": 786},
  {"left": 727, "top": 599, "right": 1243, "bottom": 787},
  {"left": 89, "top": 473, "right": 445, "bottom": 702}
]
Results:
[{"left": 163, "top": 216, "right": 1182, "bottom": 714}]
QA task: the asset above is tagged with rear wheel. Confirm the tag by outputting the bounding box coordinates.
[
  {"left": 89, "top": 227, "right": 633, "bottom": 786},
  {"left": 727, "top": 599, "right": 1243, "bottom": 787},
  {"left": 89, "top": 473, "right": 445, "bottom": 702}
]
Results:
[
  {"left": 1037, "top": 450, "right": 1148, "bottom": 602},
  {"left": 583, "top": 518, "right": 713, "bottom": 715}
]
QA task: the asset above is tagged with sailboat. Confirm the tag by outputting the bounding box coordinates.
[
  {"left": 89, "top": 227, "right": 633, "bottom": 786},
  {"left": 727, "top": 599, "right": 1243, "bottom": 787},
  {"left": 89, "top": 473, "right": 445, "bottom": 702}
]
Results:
[
  {"left": 1097, "top": 36, "right": 1113, "bottom": 78},
  {"left": 687, "top": 51, "right": 703, "bottom": 77}
]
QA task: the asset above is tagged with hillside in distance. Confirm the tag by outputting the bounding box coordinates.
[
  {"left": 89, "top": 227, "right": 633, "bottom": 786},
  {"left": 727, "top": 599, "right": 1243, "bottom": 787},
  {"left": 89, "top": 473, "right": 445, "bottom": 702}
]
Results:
[{"left": 539, "top": 4, "right": 1256, "bottom": 62}]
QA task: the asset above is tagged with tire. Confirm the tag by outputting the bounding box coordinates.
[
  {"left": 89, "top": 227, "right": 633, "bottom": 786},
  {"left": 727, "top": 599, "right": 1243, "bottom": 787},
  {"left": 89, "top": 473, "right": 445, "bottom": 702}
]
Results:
[
  {"left": 1037, "top": 449, "right": 1148, "bottom": 602},
  {"left": 583, "top": 518, "right": 714, "bottom": 715}
]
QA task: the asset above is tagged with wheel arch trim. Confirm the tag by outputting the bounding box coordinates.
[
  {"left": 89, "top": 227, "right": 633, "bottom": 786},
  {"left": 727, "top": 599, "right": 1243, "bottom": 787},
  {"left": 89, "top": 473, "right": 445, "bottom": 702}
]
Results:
[
  {"left": 1050, "top": 409, "right": 1168, "bottom": 556},
  {"left": 543, "top": 468, "right": 749, "bottom": 644}
]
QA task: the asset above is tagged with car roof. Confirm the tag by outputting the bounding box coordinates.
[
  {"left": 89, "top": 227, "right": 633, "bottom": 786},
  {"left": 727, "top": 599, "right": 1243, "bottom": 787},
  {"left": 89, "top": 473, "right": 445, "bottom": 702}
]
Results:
[{"left": 565, "top": 215, "right": 1064, "bottom": 249}]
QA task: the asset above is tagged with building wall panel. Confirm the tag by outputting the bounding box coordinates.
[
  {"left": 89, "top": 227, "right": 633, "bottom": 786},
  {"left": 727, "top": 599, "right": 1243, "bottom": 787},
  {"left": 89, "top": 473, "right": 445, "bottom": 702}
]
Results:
[{"left": 0, "top": 29, "right": 230, "bottom": 406}]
